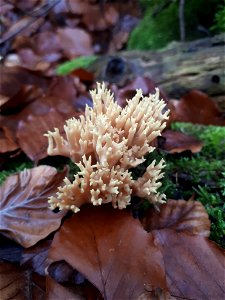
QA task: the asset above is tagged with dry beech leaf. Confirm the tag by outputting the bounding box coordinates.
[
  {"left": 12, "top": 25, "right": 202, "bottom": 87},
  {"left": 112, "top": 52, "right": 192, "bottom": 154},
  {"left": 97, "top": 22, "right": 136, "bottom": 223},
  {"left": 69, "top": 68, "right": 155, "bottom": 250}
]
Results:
[
  {"left": 48, "top": 205, "right": 167, "bottom": 300},
  {"left": 0, "top": 66, "right": 49, "bottom": 105},
  {"left": 46, "top": 276, "right": 84, "bottom": 300},
  {"left": 57, "top": 28, "right": 93, "bottom": 59},
  {"left": 160, "top": 130, "right": 203, "bottom": 153},
  {"left": 112, "top": 76, "right": 168, "bottom": 108},
  {"left": 82, "top": 4, "right": 119, "bottom": 31},
  {"left": 21, "top": 240, "right": 51, "bottom": 276},
  {"left": 0, "top": 166, "right": 67, "bottom": 248},
  {"left": 142, "top": 200, "right": 210, "bottom": 237},
  {"left": 35, "top": 31, "right": 61, "bottom": 57},
  {"left": 68, "top": 0, "right": 89, "bottom": 14},
  {"left": 0, "top": 126, "right": 19, "bottom": 153},
  {"left": 137, "top": 287, "right": 176, "bottom": 300},
  {"left": 141, "top": 200, "right": 225, "bottom": 299},
  {"left": 153, "top": 230, "right": 225, "bottom": 299},
  {"left": 16, "top": 109, "right": 66, "bottom": 161},
  {"left": 47, "top": 263, "right": 102, "bottom": 299},
  {"left": 0, "top": 261, "right": 45, "bottom": 300},
  {"left": 47, "top": 76, "right": 78, "bottom": 104},
  {"left": 169, "top": 90, "right": 225, "bottom": 125}
]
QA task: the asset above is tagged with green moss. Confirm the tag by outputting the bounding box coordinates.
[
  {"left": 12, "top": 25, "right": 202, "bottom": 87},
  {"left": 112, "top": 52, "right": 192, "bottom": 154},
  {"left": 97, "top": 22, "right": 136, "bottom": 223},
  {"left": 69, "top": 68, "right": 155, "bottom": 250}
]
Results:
[
  {"left": 128, "top": 1, "right": 179, "bottom": 50},
  {"left": 56, "top": 55, "right": 97, "bottom": 75},
  {"left": 128, "top": 0, "right": 224, "bottom": 50},
  {"left": 160, "top": 122, "right": 225, "bottom": 247},
  {"left": 0, "top": 160, "right": 33, "bottom": 185},
  {"left": 211, "top": 0, "right": 225, "bottom": 32},
  {"left": 171, "top": 122, "right": 225, "bottom": 159},
  {"left": 135, "top": 122, "right": 224, "bottom": 246},
  {"left": 194, "top": 185, "right": 225, "bottom": 247}
]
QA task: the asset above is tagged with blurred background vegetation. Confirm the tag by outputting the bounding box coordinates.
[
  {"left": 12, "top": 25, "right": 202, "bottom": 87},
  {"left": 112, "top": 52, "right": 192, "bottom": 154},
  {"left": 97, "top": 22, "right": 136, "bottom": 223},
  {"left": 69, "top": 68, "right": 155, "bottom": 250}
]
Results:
[{"left": 128, "top": 0, "right": 225, "bottom": 50}]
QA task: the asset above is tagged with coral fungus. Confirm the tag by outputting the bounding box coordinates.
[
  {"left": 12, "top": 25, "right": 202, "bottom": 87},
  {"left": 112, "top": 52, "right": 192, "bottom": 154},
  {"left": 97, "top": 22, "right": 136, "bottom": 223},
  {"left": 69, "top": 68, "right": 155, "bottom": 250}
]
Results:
[{"left": 45, "top": 83, "right": 169, "bottom": 212}]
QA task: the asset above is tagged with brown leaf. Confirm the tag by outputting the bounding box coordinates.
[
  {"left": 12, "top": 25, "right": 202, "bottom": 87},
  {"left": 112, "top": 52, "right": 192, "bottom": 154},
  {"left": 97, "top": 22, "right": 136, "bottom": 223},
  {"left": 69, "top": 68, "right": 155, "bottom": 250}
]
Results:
[
  {"left": 153, "top": 230, "right": 225, "bottom": 299},
  {"left": 160, "top": 130, "right": 203, "bottom": 153},
  {"left": 57, "top": 28, "right": 93, "bottom": 59},
  {"left": 142, "top": 200, "right": 210, "bottom": 237},
  {"left": 47, "top": 76, "right": 78, "bottom": 105},
  {"left": 48, "top": 205, "right": 167, "bottom": 300},
  {"left": 137, "top": 287, "right": 176, "bottom": 300},
  {"left": 113, "top": 76, "right": 168, "bottom": 108},
  {"left": 0, "top": 16, "right": 44, "bottom": 44},
  {"left": 21, "top": 240, "right": 51, "bottom": 276},
  {"left": 0, "top": 126, "right": 19, "bottom": 153},
  {"left": 82, "top": 4, "right": 119, "bottom": 31},
  {"left": 71, "top": 68, "right": 94, "bottom": 82},
  {"left": 46, "top": 276, "right": 84, "bottom": 300},
  {"left": 47, "top": 263, "right": 102, "bottom": 299},
  {"left": 0, "top": 166, "right": 67, "bottom": 247},
  {"left": 0, "top": 66, "right": 49, "bottom": 99},
  {"left": 68, "top": 0, "right": 89, "bottom": 14},
  {"left": 0, "top": 66, "right": 49, "bottom": 112},
  {"left": 0, "top": 261, "right": 45, "bottom": 300},
  {"left": 169, "top": 90, "right": 225, "bottom": 125},
  {"left": 35, "top": 31, "right": 61, "bottom": 56},
  {"left": 16, "top": 109, "right": 66, "bottom": 161}
]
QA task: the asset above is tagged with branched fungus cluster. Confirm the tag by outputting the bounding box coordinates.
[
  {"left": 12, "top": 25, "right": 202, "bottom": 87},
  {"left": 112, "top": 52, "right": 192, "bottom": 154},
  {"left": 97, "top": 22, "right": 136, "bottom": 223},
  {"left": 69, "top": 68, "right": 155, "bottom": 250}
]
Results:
[{"left": 45, "top": 83, "right": 169, "bottom": 212}]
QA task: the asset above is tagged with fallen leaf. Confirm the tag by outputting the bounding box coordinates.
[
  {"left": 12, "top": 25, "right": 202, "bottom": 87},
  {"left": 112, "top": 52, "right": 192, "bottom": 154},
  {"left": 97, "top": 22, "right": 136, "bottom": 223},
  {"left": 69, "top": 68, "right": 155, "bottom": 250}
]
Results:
[
  {"left": 113, "top": 76, "right": 168, "bottom": 108},
  {"left": 35, "top": 31, "right": 61, "bottom": 56},
  {"left": 0, "top": 66, "right": 49, "bottom": 99},
  {"left": 142, "top": 200, "right": 210, "bottom": 237},
  {"left": 47, "top": 76, "right": 78, "bottom": 104},
  {"left": 46, "top": 276, "right": 84, "bottom": 300},
  {"left": 82, "top": 4, "right": 119, "bottom": 31},
  {"left": 159, "top": 130, "right": 203, "bottom": 153},
  {"left": 48, "top": 205, "right": 167, "bottom": 300},
  {"left": 169, "top": 90, "right": 225, "bottom": 125},
  {"left": 0, "top": 166, "right": 67, "bottom": 247},
  {"left": 48, "top": 260, "right": 74, "bottom": 283},
  {"left": 71, "top": 68, "right": 94, "bottom": 82},
  {"left": 21, "top": 240, "right": 51, "bottom": 276},
  {"left": 0, "top": 16, "right": 43, "bottom": 45},
  {"left": 0, "top": 126, "right": 19, "bottom": 153},
  {"left": 153, "top": 230, "right": 225, "bottom": 299},
  {"left": 0, "top": 234, "right": 23, "bottom": 264},
  {"left": 57, "top": 28, "right": 93, "bottom": 59},
  {"left": 109, "top": 15, "right": 139, "bottom": 51},
  {"left": 47, "top": 263, "right": 102, "bottom": 299},
  {"left": 142, "top": 200, "right": 225, "bottom": 299},
  {"left": 0, "top": 261, "right": 45, "bottom": 300},
  {"left": 137, "top": 287, "right": 176, "bottom": 300},
  {"left": 16, "top": 109, "right": 66, "bottom": 161},
  {"left": 68, "top": 0, "right": 89, "bottom": 14}
]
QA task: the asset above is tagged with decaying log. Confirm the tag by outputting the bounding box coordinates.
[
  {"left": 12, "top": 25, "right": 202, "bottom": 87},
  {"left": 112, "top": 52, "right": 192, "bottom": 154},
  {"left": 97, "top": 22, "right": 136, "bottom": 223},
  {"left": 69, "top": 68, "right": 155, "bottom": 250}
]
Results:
[{"left": 89, "top": 34, "right": 225, "bottom": 102}]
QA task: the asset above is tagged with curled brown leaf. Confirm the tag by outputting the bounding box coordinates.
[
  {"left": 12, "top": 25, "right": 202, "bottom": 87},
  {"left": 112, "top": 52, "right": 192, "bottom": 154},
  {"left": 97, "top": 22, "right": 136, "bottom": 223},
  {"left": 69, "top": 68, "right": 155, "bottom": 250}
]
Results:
[
  {"left": 160, "top": 130, "right": 203, "bottom": 154},
  {"left": 142, "top": 199, "right": 210, "bottom": 237},
  {"left": 0, "top": 166, "right": 67, "bottom": 247}
]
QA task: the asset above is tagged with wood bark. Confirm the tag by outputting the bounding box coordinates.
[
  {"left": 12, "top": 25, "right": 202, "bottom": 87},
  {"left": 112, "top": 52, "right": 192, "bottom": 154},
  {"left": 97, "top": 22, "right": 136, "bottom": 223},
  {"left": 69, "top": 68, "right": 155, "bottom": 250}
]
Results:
[{"left": 89, "top": 34, "right": 225, "bottom": 100}]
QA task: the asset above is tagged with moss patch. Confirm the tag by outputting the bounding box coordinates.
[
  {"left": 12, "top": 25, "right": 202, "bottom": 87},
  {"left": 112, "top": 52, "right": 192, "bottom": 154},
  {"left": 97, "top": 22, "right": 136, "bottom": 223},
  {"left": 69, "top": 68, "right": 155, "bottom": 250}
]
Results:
[
  {"left": 56, "top": 55, "right": 97, "bottom": 75},
  {"left": 128, "top": 0, "right": 224, "bottom": 50},
  {"left": 0, "top": 160, "right": 33, "bottom": 185},
  {"left": 161, "top": 123, "right": 225, "bottom": 247}
]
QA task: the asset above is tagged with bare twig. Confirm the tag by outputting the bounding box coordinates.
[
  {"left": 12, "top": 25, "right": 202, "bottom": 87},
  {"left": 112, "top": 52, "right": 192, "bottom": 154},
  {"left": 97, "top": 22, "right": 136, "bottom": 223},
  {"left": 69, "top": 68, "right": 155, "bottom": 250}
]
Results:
[
  {"left": 0, "top": 0, "right": 61, "bottom": 45},
  {"left": 179, "top": 0, "right": 185, "bottom": 41}
]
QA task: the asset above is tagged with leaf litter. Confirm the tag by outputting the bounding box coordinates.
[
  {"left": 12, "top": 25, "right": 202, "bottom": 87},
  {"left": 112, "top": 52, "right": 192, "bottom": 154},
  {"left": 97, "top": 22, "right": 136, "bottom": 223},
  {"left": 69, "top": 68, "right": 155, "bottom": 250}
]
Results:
[{"left": 0, "top": 1, "right": 225, "bottom": 299}]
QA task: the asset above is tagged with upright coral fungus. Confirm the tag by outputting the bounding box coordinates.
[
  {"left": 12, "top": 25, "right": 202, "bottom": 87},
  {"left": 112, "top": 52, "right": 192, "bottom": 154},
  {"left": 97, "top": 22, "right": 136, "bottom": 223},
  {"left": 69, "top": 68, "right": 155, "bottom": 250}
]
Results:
[{"left": 45, "top": 83, "right": 169, "bottom": 212}]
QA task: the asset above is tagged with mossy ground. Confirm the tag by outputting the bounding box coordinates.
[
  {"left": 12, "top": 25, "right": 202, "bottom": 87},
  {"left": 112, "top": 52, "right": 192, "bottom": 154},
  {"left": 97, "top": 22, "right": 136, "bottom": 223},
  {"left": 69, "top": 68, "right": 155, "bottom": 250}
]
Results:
[{"left": 146, "top": 123, "right": 225, "bottom": 247}]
